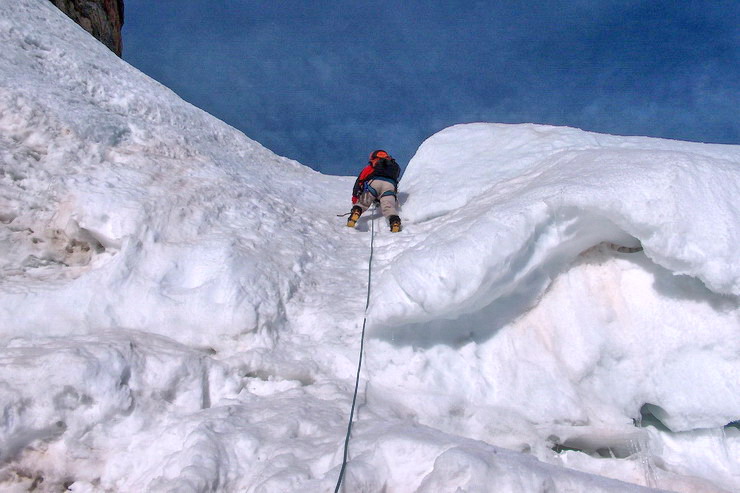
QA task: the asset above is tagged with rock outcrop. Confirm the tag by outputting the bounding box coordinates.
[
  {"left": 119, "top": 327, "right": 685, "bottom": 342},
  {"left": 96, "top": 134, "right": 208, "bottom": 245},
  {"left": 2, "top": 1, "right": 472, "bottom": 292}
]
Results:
[{"left": 49, "top": 0, "right": 124, "bottom": 56}]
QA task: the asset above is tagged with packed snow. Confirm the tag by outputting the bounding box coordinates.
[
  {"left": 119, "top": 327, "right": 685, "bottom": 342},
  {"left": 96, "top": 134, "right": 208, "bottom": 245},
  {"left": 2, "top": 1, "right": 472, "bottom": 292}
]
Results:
[{"left": 1, "top": 1, "right": 739, "bottom": 492}]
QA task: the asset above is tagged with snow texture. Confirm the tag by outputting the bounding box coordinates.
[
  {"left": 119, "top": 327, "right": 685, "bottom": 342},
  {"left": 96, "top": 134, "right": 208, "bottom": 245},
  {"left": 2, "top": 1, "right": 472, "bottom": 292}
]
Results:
[{"left": 1, "top": 1, "right": 739, "bottom": 492}]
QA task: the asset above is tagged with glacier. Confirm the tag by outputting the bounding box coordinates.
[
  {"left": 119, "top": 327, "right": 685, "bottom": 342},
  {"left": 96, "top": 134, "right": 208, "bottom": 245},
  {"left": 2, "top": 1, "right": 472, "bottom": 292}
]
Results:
[{"left": 1, "top": 1, "right": 739, "bottom": 492}]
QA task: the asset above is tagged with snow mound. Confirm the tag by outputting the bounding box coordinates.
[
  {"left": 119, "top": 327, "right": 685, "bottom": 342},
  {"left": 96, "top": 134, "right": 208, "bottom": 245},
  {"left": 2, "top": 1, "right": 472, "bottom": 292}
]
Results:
[
  {"left": 363, "top": 123, "right": 739, "bottom": 490},
  {"left": 371, "top": 123, "right": 739, "bottom": 332}
]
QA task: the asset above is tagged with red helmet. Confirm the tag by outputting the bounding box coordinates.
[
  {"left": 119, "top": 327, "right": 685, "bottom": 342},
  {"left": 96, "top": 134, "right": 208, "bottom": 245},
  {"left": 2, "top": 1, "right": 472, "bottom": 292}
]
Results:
[{"left": 369, "top": 150, "right": 390, "bottom": 162}]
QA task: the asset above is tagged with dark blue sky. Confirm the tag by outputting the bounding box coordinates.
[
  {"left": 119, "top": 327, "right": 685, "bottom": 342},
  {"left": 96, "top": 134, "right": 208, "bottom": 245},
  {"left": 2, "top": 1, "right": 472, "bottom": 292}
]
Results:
[{"left": 122, "top": 1, "right": 739, "bottom": 176}]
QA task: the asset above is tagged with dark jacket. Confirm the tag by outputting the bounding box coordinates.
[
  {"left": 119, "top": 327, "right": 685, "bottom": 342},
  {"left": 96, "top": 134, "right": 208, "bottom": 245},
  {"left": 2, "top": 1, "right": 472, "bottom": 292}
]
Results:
[{"left": 351, "top": 158, "right": 400, "bottom": 203}]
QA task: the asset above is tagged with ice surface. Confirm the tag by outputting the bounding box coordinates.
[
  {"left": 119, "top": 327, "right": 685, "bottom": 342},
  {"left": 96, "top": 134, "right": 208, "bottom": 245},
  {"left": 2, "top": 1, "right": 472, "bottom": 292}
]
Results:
[{"left": 1, "top": 1, "right": 739, "bottom": 492}]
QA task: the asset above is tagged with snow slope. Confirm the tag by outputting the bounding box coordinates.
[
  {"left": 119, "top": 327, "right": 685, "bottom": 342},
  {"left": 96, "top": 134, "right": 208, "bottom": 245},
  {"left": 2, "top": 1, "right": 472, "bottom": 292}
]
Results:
[{"left": 1, "top": 1, "right": 739, "bottom": 492}]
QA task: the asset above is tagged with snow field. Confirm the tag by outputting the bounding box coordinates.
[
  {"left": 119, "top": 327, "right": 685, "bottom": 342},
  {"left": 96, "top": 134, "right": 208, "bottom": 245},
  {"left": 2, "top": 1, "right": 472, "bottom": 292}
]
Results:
[{"left": 1, "top": 1, "right": 739, "bottom": 492}]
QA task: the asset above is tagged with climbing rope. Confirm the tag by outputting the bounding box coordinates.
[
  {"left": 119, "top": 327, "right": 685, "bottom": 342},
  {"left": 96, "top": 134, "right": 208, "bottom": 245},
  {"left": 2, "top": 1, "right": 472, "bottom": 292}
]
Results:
[{"left": 334, "top": 205, "right": 376, "bottom": 493}]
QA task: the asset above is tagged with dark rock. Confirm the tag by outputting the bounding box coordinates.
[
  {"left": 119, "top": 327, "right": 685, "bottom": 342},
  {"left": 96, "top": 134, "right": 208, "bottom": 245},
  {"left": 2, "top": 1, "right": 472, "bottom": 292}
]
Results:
[{"left": 48, "top": 0, "right": 124, "bottom": 56}]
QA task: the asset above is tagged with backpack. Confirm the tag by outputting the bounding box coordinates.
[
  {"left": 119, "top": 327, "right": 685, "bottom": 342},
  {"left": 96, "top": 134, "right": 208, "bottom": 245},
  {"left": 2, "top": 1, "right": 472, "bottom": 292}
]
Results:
[{"left": 372, "top": 157, "right": 400, "bottom": 182}]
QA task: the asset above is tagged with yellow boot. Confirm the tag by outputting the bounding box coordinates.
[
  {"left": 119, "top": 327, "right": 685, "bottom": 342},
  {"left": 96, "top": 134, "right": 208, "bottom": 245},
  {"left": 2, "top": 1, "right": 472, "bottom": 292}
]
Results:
[
  {"left": 389, "top": 215, "right": 402, "bottom": 233},
  {"left": 347, "top": 206, "right": 362, "bottom": 227}
]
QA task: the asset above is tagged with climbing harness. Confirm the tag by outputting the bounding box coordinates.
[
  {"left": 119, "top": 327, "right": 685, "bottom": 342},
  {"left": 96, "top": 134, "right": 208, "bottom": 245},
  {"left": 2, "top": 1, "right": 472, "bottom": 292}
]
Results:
[
  {"left": 334, "top": 205, "right": 376, "bottom": 493},
  {"left": 364, "top": 181, "right": 398, "bottom": 201}
]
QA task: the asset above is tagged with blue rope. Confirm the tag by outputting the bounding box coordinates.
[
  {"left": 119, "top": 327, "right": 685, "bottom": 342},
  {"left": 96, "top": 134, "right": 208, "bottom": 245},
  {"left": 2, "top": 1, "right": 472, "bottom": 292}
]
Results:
[{"left": 334, "top": 206, "right": 375, "bottom": 493}]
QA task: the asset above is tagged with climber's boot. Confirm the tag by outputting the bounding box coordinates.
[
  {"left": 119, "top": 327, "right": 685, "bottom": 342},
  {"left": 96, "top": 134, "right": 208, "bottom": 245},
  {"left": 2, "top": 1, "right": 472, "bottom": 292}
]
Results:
[
  {"left": 389, "top": 215, "right": 402, "bottom": 233},
  {"left": 347, "top": 206, "right": 362, "bottom": 228}
]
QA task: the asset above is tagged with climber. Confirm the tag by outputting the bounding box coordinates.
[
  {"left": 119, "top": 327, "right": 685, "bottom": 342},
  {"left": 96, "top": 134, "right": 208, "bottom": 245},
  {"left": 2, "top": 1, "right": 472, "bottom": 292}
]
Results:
[{"left": 346, "top": 150, "right": 402, "bottom": 232}]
